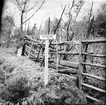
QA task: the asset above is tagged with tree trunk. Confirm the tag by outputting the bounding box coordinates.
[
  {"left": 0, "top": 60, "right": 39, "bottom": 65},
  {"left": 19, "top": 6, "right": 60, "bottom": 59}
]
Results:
[
  {"left": 0, "top": 34, "right": 1, "bottom": 47},
  {"left": 6, "top": 28, "right": 11, "bottom": 48},
  {"left": 21, "top": 11, "right": 24, "bottom": 31},
  {"left": 18, "top": 11, "right": 24, "bottom": 50},
  {"left": 66, "top": 20, "right": 70, "bottom": 41}
]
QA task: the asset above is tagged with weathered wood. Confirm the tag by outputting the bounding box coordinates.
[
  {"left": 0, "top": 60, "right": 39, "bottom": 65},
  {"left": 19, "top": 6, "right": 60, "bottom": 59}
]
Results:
[
  {"left": 49, "top": 61, "right": 72, "bottom": 69},
  {"left": 81, "top": 52, "right": 106, "bottom": 57},
  {"left": 51, "top": 40, "right": 80, "bottom": 45},
  {"left": 81, "top": 62, "right": 106, "bottom": 68},
  {"left": 25, "top": 37, "right": 41, "bottom": 45},
  {"left": 81, "top": 83, "right": 106, "bottom": 93},
  {"left": 78, "top": 41, "right": 83, "bottom": 90},
  {"left": 44, "top": 39, "right": 49, "bottom": 85},
  {"left": 25, "top": 40, "right": 32, "bottom": 44},
  {"left": 59, "top": 52, "right": 79, "bottom": 55},
  {"left": 82, "top": 73, "right": 106, "bottom": 81},
  {"left": 28, "top": 37, "right": 36, "bottom": 57},
  {"left": 49, "top": 45, "right": 56, "bottom": 49},
  {"left": 25, "top": 45, "right": 38, "bottom": 54},
  {"left": 24, "top": 51, "right": 28, "bottom": 56},
  {"left": 25, "top": 47, "right": 30, "bottom": 53},
  {"left": 25, "top": 35, "right": 33, "bottom": 41},
  {"left": 35, "top": 42, "right": 43, "bottom": 61},
  {"left": 56, "top": 40, "right": 58, "bottom": 72},
  {"left": 28, "top": 34, "right": 41, "bottom": 57},
  {"left": 59, "top": 60, "right": 79, "bottom": 69},
  {"left": 86, "top": 94, "right": 104, "bottom": 103},
  {"left": 58, "top": 69, "right": 77, "bottom": 74},
  {"left": 25, "top": 48, "right": 37, "bottom": 58},
  {"left": 82, "top": 38, "right": 106, "bottom": 43},
  {"left": 49, "top": 51, "right": 79, "bottom": 55},
  {"left": 25, "top": 40, "right": 41, "bottom": 47}
]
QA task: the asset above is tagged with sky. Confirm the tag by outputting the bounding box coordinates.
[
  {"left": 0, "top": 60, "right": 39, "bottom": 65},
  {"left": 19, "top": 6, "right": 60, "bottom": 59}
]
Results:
[{"left": 5, "top": 0, "right": 106, "bottom": 29}]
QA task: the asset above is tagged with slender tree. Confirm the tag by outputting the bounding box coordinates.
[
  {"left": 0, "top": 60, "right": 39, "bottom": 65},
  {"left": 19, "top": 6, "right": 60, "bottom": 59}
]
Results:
[{"left": 10, "top": 0, "right": 45, "bottom": 31}]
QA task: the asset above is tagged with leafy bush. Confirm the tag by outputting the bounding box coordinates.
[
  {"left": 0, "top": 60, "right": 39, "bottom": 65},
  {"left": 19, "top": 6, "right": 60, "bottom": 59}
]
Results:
[{"left": 0, "top": 76, "right": 31, "bottom": 103}]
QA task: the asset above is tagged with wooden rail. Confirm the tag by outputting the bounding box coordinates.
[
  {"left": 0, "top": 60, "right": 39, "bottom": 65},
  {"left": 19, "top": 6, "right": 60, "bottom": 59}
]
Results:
[
  {"left": 81, "top": 38, "right": 106, "bottom": 43},
  {"left": 51, "top": 40, "right": 80, "bottom": 45},
  {"left": 81, "top": 83, "right": 106, "bottom": 93},
  {"left": 49, "top": 51, "right": 79, "bottom": 55},
  {"left": 82, "top": 73, "right": 106, "bottom": 81},
  {"left": 59, "top": 60, "right": 79, "bottom": 69},
  {"left": 25, "top": 35, "right": 33, "bottom": 41},
  {"left": 25, "top": 45, "right": 38, "bottom": 54},
  {"left": 81, "top": 62, "right": 106, "bottom": 68},
  {"left": 25, "top": 40, "right": 42, "bottom": 46},
  {"left": 86, "top": 94, "right": 103, "bottom": 103},
  {"left": 81, "top": 52, "right": 106, "bottom": 57}
]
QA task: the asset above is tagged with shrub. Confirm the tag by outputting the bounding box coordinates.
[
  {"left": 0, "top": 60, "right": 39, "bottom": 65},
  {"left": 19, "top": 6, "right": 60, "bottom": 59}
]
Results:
[{"left": 0, "top": 76, "right": 31, "bottom": 104}]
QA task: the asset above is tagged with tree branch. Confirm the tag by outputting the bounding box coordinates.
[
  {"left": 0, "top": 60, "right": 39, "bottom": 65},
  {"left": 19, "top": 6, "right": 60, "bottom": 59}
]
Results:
[
  {"left": 25, "top": 0, "right": 39, "bottom": 12},
  {"left": 23, "top": 0, "right": 27, "bottom": 12},
  {"left": 15, "top": 0, "right": 22, "bottom": 11},
  {"left": 53, "top": 5, "right": 67, "bottom": 34},
  {"left": 22, "top": 0, "right": 45, "bottom": 24}
]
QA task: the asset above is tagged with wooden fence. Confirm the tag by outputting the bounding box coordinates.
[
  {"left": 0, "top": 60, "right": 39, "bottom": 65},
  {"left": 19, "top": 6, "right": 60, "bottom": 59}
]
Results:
[
  {"left": 79, "top": 38, "right": 106, "bottom": 103},
  {"left": 23, "top": 35, "right": 106, "bottom": 103}
]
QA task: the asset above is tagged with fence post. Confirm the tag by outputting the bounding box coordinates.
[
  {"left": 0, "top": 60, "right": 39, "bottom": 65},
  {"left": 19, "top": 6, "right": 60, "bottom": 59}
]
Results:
[
  {"left": 78, "top": 40, "right": 83, "bottom": 90},
  {"left": 28, "top": 37, "right": 35, "bottom": 58},
  {"left": 56, "top": 40, "right": 58, "bottom": 72}
]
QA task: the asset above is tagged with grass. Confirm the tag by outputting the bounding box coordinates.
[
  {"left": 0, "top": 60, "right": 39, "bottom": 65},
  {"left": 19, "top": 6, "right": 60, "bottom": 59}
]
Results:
[{"left": 1, "top": 47, "right": 105, "bottom": 105}]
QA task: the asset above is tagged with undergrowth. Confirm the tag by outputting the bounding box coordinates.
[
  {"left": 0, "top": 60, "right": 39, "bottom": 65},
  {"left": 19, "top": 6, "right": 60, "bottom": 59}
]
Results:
[{"left": 0, "top": 76, "right": 31, "bottom": 104}]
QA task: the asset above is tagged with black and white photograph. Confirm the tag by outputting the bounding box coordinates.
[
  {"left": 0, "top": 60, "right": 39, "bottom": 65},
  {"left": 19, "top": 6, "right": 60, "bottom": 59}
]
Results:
[{"left": 0, "top": 0, "right": 106, "bottom": 104}]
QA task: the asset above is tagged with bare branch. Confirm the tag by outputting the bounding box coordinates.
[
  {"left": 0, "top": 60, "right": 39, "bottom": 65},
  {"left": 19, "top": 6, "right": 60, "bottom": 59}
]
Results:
[
  {"left": 53, "top": 5, "right": 67, "bottom": 34},
  {"left": 88, "top": 1, "right": 94, "bottom": 22},
  {"left": 23, "top": 0, "right": 27, "bottom": 12},
  {"left": 25, "top": 0, "right": 39, "bottom": 12},
  {"left": 74, "top": 1, "right": 85, "bottom": 21},
  {"left": 15, "top": 0, "right": 22, "bottom": 11},
  {"left": 22, "top": 0, "right": 45, "bottom": 24},
  {"left": 60, "top": 4, "right": 68, "bottom": 19},
  {"left": 25, "top": 4, "right": 37, "bottom": 12}
]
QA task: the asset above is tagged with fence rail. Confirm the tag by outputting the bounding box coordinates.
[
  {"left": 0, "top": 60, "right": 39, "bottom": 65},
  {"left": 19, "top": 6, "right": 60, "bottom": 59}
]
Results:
[
  {"left": 82, "top": 73, "right": 106, "bottom": 81},
  {"left": 81, "top": 83, "right": 106, "bottom": 93},
  {"left": 81, "top": 38, "right": 106, "bottom": 43},
  {"left": 81, "top": 62, "right": 106, "bottom": 68},
  {"left": 86, "top": 95, "right": 103, "bottom": 102},
  {"left": 49, "top": 51, "right": 79, "bottom": 55},
  {"left": 23, "top": 35, "right": 106, "bottom": 103},
  {"left": 81, "top": 52, "right": 106, "bottom": 57},
  {"left": 51, "top": 41, "right": 80, "bottom": 45}
]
